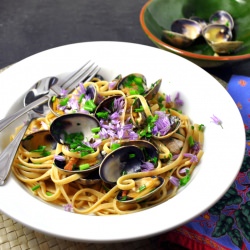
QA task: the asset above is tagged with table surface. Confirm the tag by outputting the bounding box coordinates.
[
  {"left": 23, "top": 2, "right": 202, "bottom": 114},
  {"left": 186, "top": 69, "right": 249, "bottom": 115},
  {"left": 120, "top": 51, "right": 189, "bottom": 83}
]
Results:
[
  {"left": 1, "top": 0, "right": 250, "bottom": 81},
  {"left": 0, "top": 1, "right": 248, "bottom": 249}
]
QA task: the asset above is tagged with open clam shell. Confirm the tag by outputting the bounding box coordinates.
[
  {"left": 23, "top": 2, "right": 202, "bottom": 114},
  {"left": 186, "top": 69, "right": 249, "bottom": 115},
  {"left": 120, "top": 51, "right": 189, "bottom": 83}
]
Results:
[
  {"left": 209, "top": 10, "right": 234, "bottom": 30},
  {"left": 202, "top": 24, "right": 232, "bottom": 44},
  {"left": 162, "top": 30, "right": 194, "bottom": 48},
  {"left": 152, "top": 114, "right": 181, "bottom": 140},
  {"left": 144, "top": 79, "right": 162, "bottom": 100},
  {"left": 209, "top": 41, "right": 243, "bottom": 54},
  {"left": 50, "top": 113, "right": 100, "bottom": 145},
  {"left": 50, "top": 113, "right": 102, "bottom": 175},
  {"left": 117, "top": 73, "right": 148, "bottom": 96},
  {"left": 22, "top": 130, "right": 57, "bottom": 152},
  {"left": 99, "top": 145, "right": 145, "bottom": 184},
  {"left": 163, "top": 18, "right": 202, "bottom": 48}
]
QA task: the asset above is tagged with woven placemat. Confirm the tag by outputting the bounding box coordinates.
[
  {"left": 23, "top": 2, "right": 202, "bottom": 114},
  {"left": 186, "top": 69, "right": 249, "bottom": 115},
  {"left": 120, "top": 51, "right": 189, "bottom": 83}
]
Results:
[
  {"left": 0, "top": 66, "right": 227, "bottom": 250},
  {"left": 0, "top": 212, "right": 161, "bottom": 250}
]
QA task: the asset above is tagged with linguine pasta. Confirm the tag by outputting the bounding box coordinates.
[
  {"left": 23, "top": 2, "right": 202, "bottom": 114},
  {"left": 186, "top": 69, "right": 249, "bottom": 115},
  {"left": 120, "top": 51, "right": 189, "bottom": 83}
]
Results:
[{"left": 12, "top": 74, "right": 204, "bottom": 215}]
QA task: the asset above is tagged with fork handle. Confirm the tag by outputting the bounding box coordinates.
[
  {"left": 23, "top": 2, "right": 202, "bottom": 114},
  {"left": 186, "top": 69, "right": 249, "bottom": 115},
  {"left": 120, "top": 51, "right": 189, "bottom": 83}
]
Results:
[
  {"left": 0, "top": 122, "right": 29, "bottom": 185},
  {"left": 0, "top": 95, "right": 49, "bottom": 132}
]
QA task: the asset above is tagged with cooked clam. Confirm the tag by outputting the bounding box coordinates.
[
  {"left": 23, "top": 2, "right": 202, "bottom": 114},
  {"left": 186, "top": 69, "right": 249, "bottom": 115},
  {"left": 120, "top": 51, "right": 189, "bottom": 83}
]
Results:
[
  {"left": 209, "top": 41, "right": 243, "bottom": 54},
  {"left": 117, "top": 73, "right": 148, "bottom": 96},
  {"left": 209, "top": 10, "right": 234, "bottom": 30},
  {"left": 50, "top": 113, "right": 102, "bottom": 174},
  {"left": 162, "top": 18, "right": 202, "bottom": 48},
  {"left": 99, "top": 140, "right": 159, "bottom": 184},
  {"left": 99, "top": 145, "right": 144, "bottom": 184},
  {"left": 189, "top": 16, "right": 207, "bottom": 30},
  {"left": 152, "top": 113, "right": 181, "bottom": 140},
  {"left": 202, "top": 24, "right": 242, "bottom": 54},
  {"left": 144, "top": 79, "right": 162, "bottom": 100},
  {"left": 203, "top": 24, "right": 232, "bottom": 44},
  {"left": 21, "top": 130, "right": 57, "bottom": 153}
]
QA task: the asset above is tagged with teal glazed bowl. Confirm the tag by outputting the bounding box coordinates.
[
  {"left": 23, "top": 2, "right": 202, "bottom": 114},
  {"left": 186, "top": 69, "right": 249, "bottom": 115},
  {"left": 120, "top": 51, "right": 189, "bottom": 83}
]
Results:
[{"left": 140, "top": 0, "right": 250, "bottom": 68}]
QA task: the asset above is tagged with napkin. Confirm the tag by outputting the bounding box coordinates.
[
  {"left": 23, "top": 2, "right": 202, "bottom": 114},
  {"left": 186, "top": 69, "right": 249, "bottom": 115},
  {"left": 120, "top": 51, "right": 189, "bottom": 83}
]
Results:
[{"left": 158, "top": 75, "right": 250, "bottom": 250}]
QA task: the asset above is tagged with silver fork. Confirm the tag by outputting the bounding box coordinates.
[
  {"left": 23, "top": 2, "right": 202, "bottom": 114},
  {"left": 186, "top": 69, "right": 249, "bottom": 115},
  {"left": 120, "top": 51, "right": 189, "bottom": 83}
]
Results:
[
  {"left": 0, "top": 61, "right": 100, "bottom": 185},
  {"left": 0, "top": 61, "right": 100, "bottom": 132}
]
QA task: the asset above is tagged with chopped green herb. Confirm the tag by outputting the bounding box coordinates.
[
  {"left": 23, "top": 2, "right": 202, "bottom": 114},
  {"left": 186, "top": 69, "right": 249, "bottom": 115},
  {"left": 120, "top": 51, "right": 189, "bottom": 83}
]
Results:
[
  {"left": 110, "top": 143, "right": 121, "bottom": 150},
  {"left": 188, "top": 136, "right": 195, "bottom": 147},
  {"left": 31, "top": 184, "right": 41, "bottom": 191},
  {"left": 78, "top": 93, "right": 85, "bottom": 104},
  {"left": 138, "top": 184, "right": 146, "bottom": 192},
  {"left": 91, "top": 127, "right": 101, "bottom": 133},
  {"left": 134, "top": 106, "right": 144, "bottom": 112},
  {"left": 120, "top": 196, "right": 127, "bottom": 201},
  {"left": 59, "top": 97, "right": 69, "bottom": 106},
  {"left": 83, "top": 99, "right": 96, "bottom": 112},
  {"left": 130, "top": 89, "right": 140, "bottom": 95},
  {"left": 199, "top": 124, "right": 205, "bottom": 131},
  {"left": 79, "top": 164, "right": 90, "bottom": 170},
  {"left": 96, "top": 111, "right": 109, "bottom": 119},
  {"left": 31, "top": 145, "right": 51, "bottom": 157},
  {"left": 129, "top": 153, "right": 135, "bottom": 159}
]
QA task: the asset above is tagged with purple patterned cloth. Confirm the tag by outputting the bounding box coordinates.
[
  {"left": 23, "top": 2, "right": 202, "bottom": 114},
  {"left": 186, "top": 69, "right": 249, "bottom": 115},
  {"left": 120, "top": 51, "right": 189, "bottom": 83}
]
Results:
[{"left": 159, "top": 75, "right": 250, "bottom": 250}]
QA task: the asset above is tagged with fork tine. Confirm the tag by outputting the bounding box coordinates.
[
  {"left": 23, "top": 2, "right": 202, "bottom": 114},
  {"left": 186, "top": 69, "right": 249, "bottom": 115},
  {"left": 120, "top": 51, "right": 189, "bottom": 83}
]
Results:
[
  {"left": 60, "top": 60, "right": 93, "bottom": 89},
  {"left": 64, "top": 64, "right": 101, "bottom": 94}
]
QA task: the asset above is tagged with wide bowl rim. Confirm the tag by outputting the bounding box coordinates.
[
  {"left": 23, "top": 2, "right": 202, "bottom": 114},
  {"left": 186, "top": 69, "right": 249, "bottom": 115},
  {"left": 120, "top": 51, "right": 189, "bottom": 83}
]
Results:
[{"left": 139, "top": 0, "right": 250, "bottom": 62}]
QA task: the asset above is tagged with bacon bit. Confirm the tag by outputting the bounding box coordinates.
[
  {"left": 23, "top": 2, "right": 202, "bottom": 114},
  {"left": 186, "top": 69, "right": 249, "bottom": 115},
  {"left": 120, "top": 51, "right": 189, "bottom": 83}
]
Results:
[
  {"left": 122, "top": 190, "right": 128, "bottom": 197},
  {"left": 64, "top": 157, "right": 78, "bottom": 171}
]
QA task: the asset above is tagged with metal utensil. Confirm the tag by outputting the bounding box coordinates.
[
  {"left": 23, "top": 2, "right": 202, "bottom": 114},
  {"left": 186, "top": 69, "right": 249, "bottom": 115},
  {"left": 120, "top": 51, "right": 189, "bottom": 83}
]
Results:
[
  {"left": 0, "top": 62, "right": 100, "bottom": 185},
  {"left": 0, "top": 61, "right": 100, "bottom": 132}
]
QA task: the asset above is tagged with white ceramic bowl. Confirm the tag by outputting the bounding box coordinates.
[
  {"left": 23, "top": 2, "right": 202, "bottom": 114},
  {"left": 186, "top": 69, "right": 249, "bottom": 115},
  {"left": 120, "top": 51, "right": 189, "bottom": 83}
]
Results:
[{"left": 0, "top": 41, "right": 245, "bottom": 242}]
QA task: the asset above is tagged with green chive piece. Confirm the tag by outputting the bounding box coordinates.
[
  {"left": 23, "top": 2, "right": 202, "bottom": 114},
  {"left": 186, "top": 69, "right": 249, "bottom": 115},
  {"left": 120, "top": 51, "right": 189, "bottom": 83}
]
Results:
[
  {"left": 79, "top": 164, "right": 90, "bottom": 170},
  {"left": 138, "top": 184, "right": 146, "bottom": 192},
  {"left": 78, "top": 93, "right": 85, "bottom": 104},
  {"left": 91, "top": 127, "right": 101, "bottom": 133},
  {"left": 83, "top": 99, "right": 96, "bottom": 112},
  {"left": 188, "top": 136, "right": 195, "bottom": 147},
  {"left": 31, "top": 184, "right": 41, "bottom": 191},
  {"left": 96, "top": 111, "right": 109, "bottom": 119},
  {"left": 199, "top": 124, "right": 205, "bottom": 131},
  {"left": 59, "top": 97, "right": 69, "bottom": 106},
  {"left": 111, "top": 143, "right": 121, "bottom": 150},
  {"left": 129, "top": 153, "right": 135, "bottom": 159},
  {"left": 134, "top": 106, "right": 144, "bottom": 112}
]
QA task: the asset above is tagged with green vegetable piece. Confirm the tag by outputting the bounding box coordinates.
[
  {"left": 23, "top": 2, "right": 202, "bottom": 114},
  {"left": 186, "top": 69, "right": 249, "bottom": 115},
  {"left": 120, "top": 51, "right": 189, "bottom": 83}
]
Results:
[
  {"left": 110, "top": 143, "right": 121, "bottom": 150},
  {"left": 59, "top": 97, "right": 69, "bottom": 106},
  {"left": 91, "top": 127, "right": 101, "bottom": 133},
  {"left": 31, "top": 184, "right": 41, "bottom": 191},
  {"left": 138, "top": 184, "right": 146, "bottom": 192},
  {"left": 79, "top": 164, "right": 90, "bottom": 170}
]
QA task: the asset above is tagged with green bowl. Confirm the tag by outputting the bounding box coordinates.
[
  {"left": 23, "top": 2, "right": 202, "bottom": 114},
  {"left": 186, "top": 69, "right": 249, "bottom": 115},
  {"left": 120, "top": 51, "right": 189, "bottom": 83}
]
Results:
[{"left": 140, "top": 0, "right": 250, "bottom": 67}]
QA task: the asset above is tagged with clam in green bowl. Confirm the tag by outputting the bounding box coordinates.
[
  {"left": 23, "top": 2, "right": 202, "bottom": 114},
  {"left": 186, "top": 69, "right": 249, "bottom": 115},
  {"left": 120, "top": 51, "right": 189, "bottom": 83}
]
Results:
[{"left": 140, "top": 0, "right": 250, "bottom": 67}]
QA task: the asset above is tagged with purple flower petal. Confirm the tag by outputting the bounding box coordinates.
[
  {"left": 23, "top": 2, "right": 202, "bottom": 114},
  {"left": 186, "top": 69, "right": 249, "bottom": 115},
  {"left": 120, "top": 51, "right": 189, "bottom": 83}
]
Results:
[
  {"left": 60, "top": 88, "right": 68, "bottom": 97},
  {"left": 170, "top": 176, "right": 180, "bottom": 186},
  {"left": 63, "top": 203, "right": 74, "bottom": 212},
  {"left": 174, "top": 92, "right": 184, "bottom": 106},
  {"left": 141, "top": 161, "right": 154, "bottom": 172},
  {"left": 165, "top": 95, "right": 171, "bottom": 103},
  {"left": 210, "top": 114, "right": 223, "bottom": 128},
  {"left": 54, "top": 155, "right": 65, "bottom": 161},
  {"left": 183, "top": 153, "right": 198, "bottom": 163}
]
